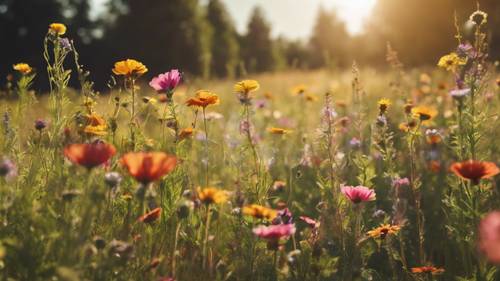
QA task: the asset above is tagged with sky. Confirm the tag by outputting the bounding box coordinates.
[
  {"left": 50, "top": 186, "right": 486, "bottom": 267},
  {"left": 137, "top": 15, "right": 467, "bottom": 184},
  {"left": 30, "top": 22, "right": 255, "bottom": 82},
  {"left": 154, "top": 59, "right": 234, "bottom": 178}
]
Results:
[{"left": 91, "top": 0, "right": 377, "bottom": 39}]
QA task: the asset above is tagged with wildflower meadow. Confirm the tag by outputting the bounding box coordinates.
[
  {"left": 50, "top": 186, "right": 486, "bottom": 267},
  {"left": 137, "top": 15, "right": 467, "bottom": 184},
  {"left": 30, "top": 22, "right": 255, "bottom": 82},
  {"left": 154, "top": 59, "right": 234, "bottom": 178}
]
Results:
[{"left": 1, "top": 4, "right": 500, "bottom": 281}]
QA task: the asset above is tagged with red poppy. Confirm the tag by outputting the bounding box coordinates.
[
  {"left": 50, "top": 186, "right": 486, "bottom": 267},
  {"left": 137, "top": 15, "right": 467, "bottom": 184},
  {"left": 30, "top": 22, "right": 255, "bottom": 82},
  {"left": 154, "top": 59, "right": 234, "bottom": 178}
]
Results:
[
  {"left": 450, "top": 160, "right": 500, "bottom": 184},
  {"left": 138, "top": 207, "right": 162, "bottom": 223},
  {"left": 120, "top": 152, "right": 177, "bottom": 184},
  {"left": 64, "top": 142, "right": 116, "bottom": 169}
]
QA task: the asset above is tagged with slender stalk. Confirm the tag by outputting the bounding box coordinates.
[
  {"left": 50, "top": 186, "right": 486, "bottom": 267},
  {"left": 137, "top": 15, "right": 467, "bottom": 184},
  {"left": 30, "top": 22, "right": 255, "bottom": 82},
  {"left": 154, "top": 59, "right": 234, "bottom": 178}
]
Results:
[
  {"left": 202, "top": 205, "right": 212, "bottom": 271},
  {"left": 171, "top": 222, "right": 181, "bottom": 278},
  {"left": 202, "top": 108, "right": 210, "bottom": 186}
]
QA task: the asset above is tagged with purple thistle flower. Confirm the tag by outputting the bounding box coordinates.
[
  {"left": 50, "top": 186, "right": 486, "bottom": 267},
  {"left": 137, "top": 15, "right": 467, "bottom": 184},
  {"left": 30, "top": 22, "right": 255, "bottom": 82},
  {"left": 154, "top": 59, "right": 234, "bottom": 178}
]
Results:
[{"left": 34, "top": 119, "right": 48, "bottom": 131}]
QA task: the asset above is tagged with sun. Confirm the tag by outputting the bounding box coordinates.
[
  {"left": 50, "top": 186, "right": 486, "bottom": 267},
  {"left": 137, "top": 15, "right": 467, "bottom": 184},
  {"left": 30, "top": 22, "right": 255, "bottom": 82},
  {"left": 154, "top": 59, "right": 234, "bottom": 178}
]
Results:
[{"left": 326, "top": 0, "right": 377, "bottom": 35}]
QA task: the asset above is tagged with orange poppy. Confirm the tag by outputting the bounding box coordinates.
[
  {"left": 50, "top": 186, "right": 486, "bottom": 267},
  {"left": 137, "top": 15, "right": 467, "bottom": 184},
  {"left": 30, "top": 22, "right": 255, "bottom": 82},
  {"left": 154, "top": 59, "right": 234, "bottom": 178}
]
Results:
[
  {"left": 138, "top": 207, "right": 162, "bottom": 223},
  {"left": 411, "top": 266, "right": 444, "bottom": 275},
  {"left": 64, "top": 142, "right": 116, "bottom": 169},
  {"left": 120, "top": 152, "right": 177, "bottom": 184},
  {"left": 185, "top": 90, "right": 220, "bottom": 108},
  {"left": 450, "top": 160, "right": 500, "bottom": 184}
]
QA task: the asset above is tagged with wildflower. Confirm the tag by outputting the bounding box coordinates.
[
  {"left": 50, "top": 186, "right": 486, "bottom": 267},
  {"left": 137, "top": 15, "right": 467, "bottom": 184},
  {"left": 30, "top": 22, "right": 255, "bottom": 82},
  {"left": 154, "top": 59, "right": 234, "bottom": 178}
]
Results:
[
  {"left": 59, "top": 38, "right": 72, "bottom": 51},
  {"left": 450, "top": 160, "right": 499, "bottom": 185},
  {"left": 48, "top": 23, "right": 67, "bottom": 35},
  {"left": 243, "top": 204, "right": 278, "bottom": 220},
  {"left": 34, "top": 119, "right": 47, "bottom": 131},
  {"left": 179, "top": 127, "right": 194, "bottom": 140},
  {"left": 411, "top": 266, "right": 445, "bottom": 275},
  {"left": 457, "top": 43, "right": 476, "bottom": 59},
  {"left": 0, "top": 157, "right": 17, "bottom": 178},
  {"left": 138, "top": 207, "right": 162, "bottom": 223},
  {"left": 149, "top": 69, "right": 182, "bottom": 94},
  {"left": 425, "top": 129, "right": 442, "bottom": 144},
  {"left": 104, "top": 172, "right": 122, "bottom": 188},
  {"left": 367, "top": 224, "right": 401, "bottom": 239},
  {"left": 272, "top": 180, "right": 286, "bottom": 192},
  {"left": 13, "top": 63, "right": 32, "bottom": 75},
  {"left": 64, "top": 142, "right": 116, "bottom": 169},
  {"left": 469, "top": 10, "right": 488, "bottom": 25},
  {"left": 398, "top": 121, "right": 416, "bottom": 132},
  {"left": 120, "top": 152, "right": 177, "bottom": 184},
  {"left": 437, "top": 52, "right": 466, "bottom": 72},
  {"left": 341, "top": 185, "right": 376, "bottom": 204},
  {"left": 267, "top": 127, "right": 292, "bottom": 135},
  {"left": 349, "top": 137, "right": 361, "bottom": 149},
  {"left": 253, "top": 224, "right": 296, "bottom": 240},
  {"left": 478, "top": 211, "right": 500, "bottom": 264},
  {"left": 392, "top": 177, "right": 410, "bottom": 189},
  {"left": 234, "top": 80, "right": 260, "bottom": 95},
  {"left": 449, "top": 88, "right": 470, "bottom": 101},
  {"left": 83, "top": 113, "right": 107, "bottom": 136},
  {"left": 273, "top": 208, "right": 293, "bottom": 225},
  {"left": 378, "top": 98, "right": 391, "bottom": 113},
  {"left": 412, "top": 106, "right": 438, "bottom": 121},
  {"left": 291, "top": 84, "right": 307, "bottom": 96},
  {"left": 112, "top": 59, "right": 148, "bottom": 78},
  {"left": 299, "top": 216, "right": 320, "bottom": 228},
  {"left": 186, "top": 90, "right": 220, "bottom": 108},
  {"left": 198, "top": 187, "right": 228, "bottom": 205}
]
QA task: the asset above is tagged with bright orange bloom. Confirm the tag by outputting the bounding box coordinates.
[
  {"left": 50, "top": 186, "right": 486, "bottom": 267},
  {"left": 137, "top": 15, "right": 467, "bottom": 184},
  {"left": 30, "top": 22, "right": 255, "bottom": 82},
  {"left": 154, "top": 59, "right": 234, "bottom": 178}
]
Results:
[
  {"left": 243, "top": 204, "right": 278, "bottom": 220},
  {"left": 13, "top": 63, "right": 32, "bottom": 75},
  {"left": 411, "top": 266, "right": 445, "bottom": 275},
  {"left": 197, "top": 187, "right": 228, "bottom": 205},
  {"left": 138, "top": 207, "right": 162, "bottom": 223},
  {"left": 112, "top": 59, "right": 148, "bottom": 77},
  {"left": 179, "top": 127, "right": 194, "bottom": 140},
  {"left": 186, "top": 90, "right": 220, "bottom": 108},
  {"left": 450, "top": 160, "right": 499, "bottom": 184},
  {"left": 367, "top": 224, "right": 401, "bottom": 239},
  {"left": 64, "top": 142, "right": 116, "bottom": 169},
  {"left": 412, "top": 106, "right": 438, "bottom": 121},
  {"left": 267, "top": 127, "right": 292, "bottom": 135},
  {"left": 120, "top": 152, "right": 177, "bottom": 184},
  {"left": 48, "top": 23, "right": 67, "bottom": 35},
  {"left": 83, "top": 113, "right": 107, "bottom": 136}
]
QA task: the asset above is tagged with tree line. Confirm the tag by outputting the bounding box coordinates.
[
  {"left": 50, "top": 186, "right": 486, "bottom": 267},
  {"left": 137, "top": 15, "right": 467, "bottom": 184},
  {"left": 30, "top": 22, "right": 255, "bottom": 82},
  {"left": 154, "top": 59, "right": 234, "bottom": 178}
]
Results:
[{"left": 1, "top": 0, "right": 499, "bottom": 89}]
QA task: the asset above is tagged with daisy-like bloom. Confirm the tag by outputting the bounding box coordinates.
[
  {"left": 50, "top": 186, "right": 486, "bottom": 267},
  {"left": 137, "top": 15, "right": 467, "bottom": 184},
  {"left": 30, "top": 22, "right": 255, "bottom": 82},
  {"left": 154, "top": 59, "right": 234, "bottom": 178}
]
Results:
[
  {"left": 437, "top": 52, "right": 467, "bottom": 72},
  {"left": 299, "top": 216, "right": 320, "bottom": 229},
  {"left": 243, "top": 204, "right": 278, "bottom": 221},
  {"left": 179, "top": 127, "right": 194, "bottom": 140},
  {"left": 449, "top": 88, "right": 470, "bottom": 101},
  {"left": 267, "top": 127, "right": 292, "bottom": 135},
  {"left": 112, "top": 59, "right": 148, "bottom": 78},
  {"left": 197, "top": 187, "right": 228, "bottom": 205},
  {"left": 48, "top": 23, "right": 67, "bottom": 35},
  {"left": 138, "top": 207, "right": 162, "bottom": 223},
  {"left": 478, "top": 211, "right": 500, "bottom": 264},
  {"left": 291, "top": 84, "right": 307, "bottom": 96},
  {"left": 64, "top": 142, "right": 116, "bottom": 169},
  {"left": 341, "top": 185, "right": 376, "bottom": 204},
  {"left": 234, "top": 80, "right": 260, "bottom": 95},
  {"left": 185, "top": 90, "right": 220, "bottom": 108},
  {"left": 13, "top": 63, "right": 32, "bottom": 75},
  {"left": 450, "top": 160, "right": 500, "bottom": 185},
  {"left": 149, "top": 69, "right": 181, "bottom": 93},
  {"left": 411, "top": 106, "right": 438, "bottom": 121},
  {"left": 367, "top": 224, "right": 401, "bottom": 239},
  {"left": 253, "top": 224, "right": 296, "bottom": 240},
  {"left": 83, "top": 113, "right": 107, "bottom": 136},
  {"left": 120, "top": 152, "right": 177, "bottom": 184},
  {"left": 377, "top": 98, "right": 392, "bottom": 113},
  {"left": 411, "top": 266, "right": 445, "bottom": 275}
]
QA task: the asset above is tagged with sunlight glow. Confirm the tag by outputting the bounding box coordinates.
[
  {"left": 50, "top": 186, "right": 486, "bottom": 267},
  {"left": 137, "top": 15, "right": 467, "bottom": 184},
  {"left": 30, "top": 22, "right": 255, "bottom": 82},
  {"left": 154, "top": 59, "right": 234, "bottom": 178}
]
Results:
[{"left": 325, "top": 0, "right": 377, "bottom": 35}]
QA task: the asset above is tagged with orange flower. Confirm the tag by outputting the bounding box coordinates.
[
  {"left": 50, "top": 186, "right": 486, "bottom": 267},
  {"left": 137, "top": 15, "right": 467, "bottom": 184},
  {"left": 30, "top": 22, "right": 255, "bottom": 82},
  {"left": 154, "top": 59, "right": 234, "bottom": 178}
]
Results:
[
  {"left": 83, "top": 113, "right": 107, "bottom": 136},
  {"left": 48, "top": 23, "right": 67, "bottom": 35},
  {"left": 267, "top": 127, "right": 292, "bottom": 135},
  {"left": 179, "top": 127, "right": 194, "bottom": 140},
  {"left": 450, "top": 160, "right": 499, "bottom": 185},
  {"left": 411, "top": 266, "right": 445, "bottom": 275},
  {"left": 64, "top": 142, "right": 116, "bottom": 169},
  {"left": 138, "top": 207, "right": 162, "bottom": 223},
  {"left": 13, "top": 63, "right": 32, "bottom": 75},
  {"left": 120, "top": 152, "right": 177, "bottom": 184},
  {"left": 197, "top": 187, "right": 228, "bottom": 205},
  {"left": 367, "top": 224, "right": 401, "bottom": 239},
  {"left": 243, "top": 204, "right": 278, "bottom": 220},
  {"left": 112, "top": 59, "right": 148, "bottom": 77},
  {"left": 186, "top": 90, "right": 220, "bottom": 108},
  {"left": 412, "top": 106, "right": 438, "bottom": 121}
]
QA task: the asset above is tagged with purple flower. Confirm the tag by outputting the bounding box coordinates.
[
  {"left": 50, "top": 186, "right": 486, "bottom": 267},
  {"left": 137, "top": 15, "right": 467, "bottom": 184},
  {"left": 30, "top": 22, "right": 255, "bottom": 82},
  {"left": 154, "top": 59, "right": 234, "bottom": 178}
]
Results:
[
  {"left": 254, "top": 99, "right": 267, "bottom": 109},
  {"left": 457, "top": 43, "right": 476, "bottom": 59},
  {"left": 34, "top": 119, "right": 47, "bottom": 131},
  {"left": 59, "top": 38, "right": 72, "bottom": 51},
  {"left": 450, "top": 88, "right": 470, "bottom": 100},
  {"left": 349, "top": 137, "right": 361, "bottom": 149},
  {"left": 0, "top": 157, "right": 17, "bottom": 179},
  {"left": 149, "top": 69, "right": 181, "bottom": 93},
  {"left": 392, "top": 177, "right": 410, "bottom": 189},
  {"left": 273, "top": 208, "right": 293, "bottom": 225}
]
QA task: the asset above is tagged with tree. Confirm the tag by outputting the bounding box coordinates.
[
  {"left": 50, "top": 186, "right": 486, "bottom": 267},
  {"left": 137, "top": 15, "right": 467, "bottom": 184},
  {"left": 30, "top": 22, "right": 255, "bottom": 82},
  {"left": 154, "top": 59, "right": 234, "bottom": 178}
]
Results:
[{"left": 206, "top": 0, "right": 239, "bottom": 78}]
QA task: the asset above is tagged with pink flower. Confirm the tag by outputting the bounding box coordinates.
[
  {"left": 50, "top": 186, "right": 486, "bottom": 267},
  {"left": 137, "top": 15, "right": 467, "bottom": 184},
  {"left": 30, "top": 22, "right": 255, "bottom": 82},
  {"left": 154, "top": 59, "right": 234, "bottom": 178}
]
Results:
[
  {"left": 253, "top": 224, "right": 296, "bottom": 240},
  {"left": 341, "top": 185, "right": 376, "bottom": 204},
  {"left": 299, "top": 216, "right": 320, "bottom": 228},
  {"left": 478, "top": 211, "right": 500, "bottom": 264},
  {"left": 149, "top": 69, "right": 181, "bottom": 93}
]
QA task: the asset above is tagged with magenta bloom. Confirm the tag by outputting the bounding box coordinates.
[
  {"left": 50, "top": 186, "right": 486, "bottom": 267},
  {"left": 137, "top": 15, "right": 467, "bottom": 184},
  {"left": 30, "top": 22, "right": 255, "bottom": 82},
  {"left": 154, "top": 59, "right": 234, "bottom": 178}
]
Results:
[
  {"left": 479, "top": 211, "right": 500, "bottom": 264},
  {"left": 341, "top": 185, "right": 376, "bottom": 204},
  {"left": 299, "top": 216, "right": 320, "bottom": 228},
  {"left": 253, "top": 224, "right": 296, "bottom": 240},
  {"left": 149, "top": 69, "right": 181, "bottom": 93}
]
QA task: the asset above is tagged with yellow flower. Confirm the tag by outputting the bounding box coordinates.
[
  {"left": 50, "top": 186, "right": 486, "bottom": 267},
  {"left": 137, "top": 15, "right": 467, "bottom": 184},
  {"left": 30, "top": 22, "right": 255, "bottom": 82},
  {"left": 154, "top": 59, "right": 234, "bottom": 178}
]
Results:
[
  {"left": 234, "top": 80, "right": 260, "bottom": 95},
  {"left": 112, "top": 59, "right": 148, "bottom": 77},
  {"left": 291, "top": 84, "right": 307, "bottom": 96},
  {"left": 186, "top": 90, "right": 220, "bottom": 108},
  {"left": 267, "top": 127, "right": 292, "bottom": 135},
  {"left": 377, "top": 98, "right": 392, "bottom": 112},
  {"left": 437, "top": 52, "right": 466, "bottom": 72},
  {"left": 48, "top": 23, "right": 67, "bottom": 35},
  {"left": 83, "top": 113, "right": 107, "bottom": 136},
  {"left": 367, "top": 224, "right": 401, "bottom": 239},
  {"left": 242, "top": 204, "right": 278, "bottom": 220},
  {"left": 13, "top": 63, "right": 32, "bottom": 75},
  {"left": 412, "top": 106, "right": 438, "bottom": 121},
  {"left": 198, "top": 187, "right": 228, "bottom": 205}
]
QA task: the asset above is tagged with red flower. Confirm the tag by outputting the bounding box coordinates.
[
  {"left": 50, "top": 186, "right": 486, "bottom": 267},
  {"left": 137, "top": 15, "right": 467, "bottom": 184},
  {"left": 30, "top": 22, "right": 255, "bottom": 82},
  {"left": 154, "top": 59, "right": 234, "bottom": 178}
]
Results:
[
  {"left": 450, "top": 160, "right": 499, "bottom": 184},
  {"left": 121, "top": 152, "right": 177, "bottom": 184},
  {"left": 64, "top": 142, "right": 116, "bottom": 169},
  {"left": 138, "top": 208, "right": 162, "bottom": 223}
]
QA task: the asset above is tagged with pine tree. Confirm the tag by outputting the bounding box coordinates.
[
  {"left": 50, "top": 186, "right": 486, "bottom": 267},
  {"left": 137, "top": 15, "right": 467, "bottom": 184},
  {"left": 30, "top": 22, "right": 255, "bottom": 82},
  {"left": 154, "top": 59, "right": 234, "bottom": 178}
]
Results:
[{"left": 243, "top": 7, "right": 276, "bottom": 73}]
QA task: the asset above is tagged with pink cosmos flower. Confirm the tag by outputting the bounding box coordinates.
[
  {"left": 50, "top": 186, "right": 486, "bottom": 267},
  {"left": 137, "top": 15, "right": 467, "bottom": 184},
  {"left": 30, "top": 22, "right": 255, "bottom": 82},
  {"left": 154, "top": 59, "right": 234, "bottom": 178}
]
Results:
[
  {"left": 149, "top": 69, "right": 181, "bottom": 93},
  {"left": 299, "top": 216, "right": 320, "bottom": 228},
  {"left": 478, "top": 211, "right": 500, "bottom": 264},
  {"left": 253, "top": 224, "right": 296, "bottom": 240},
  {"left": 341, "top": 185, "right": 376, "bottom": 204}
]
